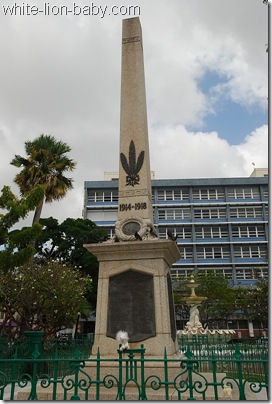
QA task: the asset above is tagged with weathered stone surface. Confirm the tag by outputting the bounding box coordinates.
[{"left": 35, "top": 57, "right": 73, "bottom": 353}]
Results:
[
  {"left": 118, "top": 17, "right": 153, "bottom": 224},
  {"left": 85, "top": 240, "right": 180, "bottom": 356}
]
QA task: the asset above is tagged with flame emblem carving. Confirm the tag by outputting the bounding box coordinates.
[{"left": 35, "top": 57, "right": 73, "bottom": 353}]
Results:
[{"left": 120, "top": 140, "right": 145, "bottom": 187}]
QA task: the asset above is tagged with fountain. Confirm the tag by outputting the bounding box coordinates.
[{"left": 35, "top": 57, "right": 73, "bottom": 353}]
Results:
[{"left": 178, "top": 274, "right": 235, "bottom": 338}]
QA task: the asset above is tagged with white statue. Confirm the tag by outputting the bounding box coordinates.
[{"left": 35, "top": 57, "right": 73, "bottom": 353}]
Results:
[{"left": 184, "top": 304, "right": 204, "bottom": 332}]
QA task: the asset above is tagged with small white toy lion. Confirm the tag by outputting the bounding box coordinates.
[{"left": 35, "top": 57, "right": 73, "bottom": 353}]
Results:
[
  {"left": 116, "top": 330, "right": 129, "bottom": 351},
  {"left": 223, "top": 385, "right": 232, "bottom": 400}
]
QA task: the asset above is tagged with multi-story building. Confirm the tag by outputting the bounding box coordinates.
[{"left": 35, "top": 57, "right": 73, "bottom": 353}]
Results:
[{"left": 83, "top": 169, "right": 268, "bottom": 287}]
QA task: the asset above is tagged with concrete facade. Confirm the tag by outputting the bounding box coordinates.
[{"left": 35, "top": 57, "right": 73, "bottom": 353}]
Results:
[{"left": 84, "top": 175, "right": 268, "bottom": 286}]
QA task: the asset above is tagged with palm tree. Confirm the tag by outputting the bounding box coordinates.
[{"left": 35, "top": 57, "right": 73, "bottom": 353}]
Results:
[{"left": 11, "top": 134, "right": 76, "bottom": 226}]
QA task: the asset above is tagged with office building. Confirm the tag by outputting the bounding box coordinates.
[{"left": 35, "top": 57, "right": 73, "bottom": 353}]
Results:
[{"left": 83, "top": 170, "right": 268, "bottom": 286}]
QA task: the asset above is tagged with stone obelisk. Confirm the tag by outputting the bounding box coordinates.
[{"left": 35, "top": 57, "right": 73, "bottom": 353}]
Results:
[
  {"left": 84, "top": 17, "right": 180, "bottom": 357},
  {"left": 115, "top": 17, "right": 155, "bottom": 241}
]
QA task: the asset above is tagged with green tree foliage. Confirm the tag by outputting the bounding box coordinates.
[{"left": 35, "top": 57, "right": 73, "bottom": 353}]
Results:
[
  {"left": 0, "top": 185, "right": 44, "bottom": 271},
  {"left": 196, "top": 273, "right": 240, "bottom": 329},
  {"left": 10, "top": 134, "right": 76, "bottom": 226},
  {"left": 0, "top": 180, "right": 94, "bottom": 339},
  {"left": 173, "top": 272, "right": 240, "bottom": 329},
  {"left": 0, "top": 260, "right": 91, "bottom": 338},
  {"left": 237, "top": 278, "right": 268, "bottom": 327},
  {"left": 35, "top": 217, "right": 107, "bottom": 309}
]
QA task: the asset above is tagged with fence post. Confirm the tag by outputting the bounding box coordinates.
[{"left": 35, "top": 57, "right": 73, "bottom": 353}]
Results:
[
  {"left": 184, "top": 346, "right": 197, "bottom": 401},
  {"left": 118, "top": 347, "right": 124, "bottom": 400},
  {"left": 23, "top": 330, "right": 45, "bottom": 399},
  {"left": 234, "top": 344, "right": 246, "bottom": 400},
  {"left": 164, "top": 348, "right": 169, "bottom": 400},
  {"left": 24, "top": 330, "right": 44, "bottom": 358},
  {"left": 96, "top": 349, "right": 100, "bottom": 401},
  {"left": 139, "top": 344, "right": 146, "bottom": 400}
]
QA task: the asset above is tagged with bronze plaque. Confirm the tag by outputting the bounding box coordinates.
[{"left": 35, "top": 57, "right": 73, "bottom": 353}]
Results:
[{"left": 107, "top": 270, "right": 156, "bottom": 342}]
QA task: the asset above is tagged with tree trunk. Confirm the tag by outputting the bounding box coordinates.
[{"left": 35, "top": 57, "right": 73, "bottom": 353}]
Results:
[
  {"left": 29, "top": 198, "right": 44, "bottom": 248},
  {"left": 32, "top": 198, "right": 44, "bottom": 226}
]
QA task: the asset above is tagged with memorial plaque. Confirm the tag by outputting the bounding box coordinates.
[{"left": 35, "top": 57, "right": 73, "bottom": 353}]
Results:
[{"left": 107, "top": 270, "right": 156, "bottom": 342}]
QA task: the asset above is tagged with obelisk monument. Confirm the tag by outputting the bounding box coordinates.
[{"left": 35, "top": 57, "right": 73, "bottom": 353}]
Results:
[
  {"left": 84, "top": 17, "right": 180, "bottom": 357},
  {"left": 115, "top": 17, "right": 155, "bottom": 241},
  {"left": 118, "top": 18, "right": 152, "bottom": 219}
]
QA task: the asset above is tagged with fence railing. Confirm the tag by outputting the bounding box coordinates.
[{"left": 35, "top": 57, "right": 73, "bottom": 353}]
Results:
[{"left": 0, "top": 334, "right": 268, "bottom": 400}]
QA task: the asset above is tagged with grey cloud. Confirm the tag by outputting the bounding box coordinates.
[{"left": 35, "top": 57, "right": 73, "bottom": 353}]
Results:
[{"left": 0, "top": 0, "right": 268, "bottom": 224}]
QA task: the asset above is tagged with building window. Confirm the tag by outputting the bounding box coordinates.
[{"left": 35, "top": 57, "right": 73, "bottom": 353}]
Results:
[
  {"left": 158, "top": 208, "right": 191, "bottom": 220},
  {"left": 102, "top": 227, "right": 115, "bottom": 238},
  {"left": 236, "top": 267, "right": 268, "bottom": 280},
  {"left": 159, "top": 226, "right": 192, "bottom": 239},
  {"left": 232, "top": 225, "right": 265, "bottom": 238},
  {"left": 234, "top": 245, "right": 267, "bottom": 259},
  {"left": 236, "top": 269, "right": 255, "bottom": 280},
  {"left": 197, "top": 267, "right": 233, "bottom": 277},
  {"left": 178, "top": 246, "right": 193, "bottom": 260},
  {"left": 229, "top": 206, "right": 263, "bottom": 218},
  {"left": 195, "top": 225, "right": 228, "bottom": 239},
  {"left": 197, "top": 246, "right": 230, "bottom": 259},
  {"left": 157, "top": 188, "right": 189, "bottom": 201},
  {"left": 192, "top": 188, "right": 225, "bottom": 200},
  {"left": 87, "top": 190, "right": 118, "bottom": 203},
  {"left": 263, "top": 187, "right": 268, "bottom": 199},
  {"left": 227, "top": 187, "right": 260, "bottom": 199},
  {"left": 175, "top": 226, "right": 192, "bottom": 238},
  {"left": 171, "top": 268, "right": 191, "bottom": 278},
  {"left": 194, "top": 207, "right": 226, "bottom": 219},
  {"left": 104, "top": 190, "right": 118, "bottom": 202},
  {"left": 228, "top": 187, "right": 260, "bottom": 199},
  {"left": 87, "top": 209, "right": 118, "bottom": 221}
]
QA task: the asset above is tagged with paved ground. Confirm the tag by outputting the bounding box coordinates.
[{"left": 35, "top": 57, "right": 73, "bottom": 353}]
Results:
[{"left": 3, "top": 379, "right": 268, "bottom": 401}]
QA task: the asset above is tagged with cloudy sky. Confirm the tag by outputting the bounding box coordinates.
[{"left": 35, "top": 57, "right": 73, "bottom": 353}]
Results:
[{"left": 0, "top": 0, "right": 268, "bottom": 225}]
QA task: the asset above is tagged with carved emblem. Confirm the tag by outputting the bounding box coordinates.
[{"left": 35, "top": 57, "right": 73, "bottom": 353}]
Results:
[
  {"left": 122, "top": 36, "right": 141, "bottom": 44},
  {"left": 120, "top": 140, "right": 144, "bottom": 187}
]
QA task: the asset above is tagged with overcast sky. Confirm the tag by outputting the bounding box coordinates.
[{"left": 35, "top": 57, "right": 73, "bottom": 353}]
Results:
[{"left": 0, "top": 0, "right": 269, "bottom": 225}]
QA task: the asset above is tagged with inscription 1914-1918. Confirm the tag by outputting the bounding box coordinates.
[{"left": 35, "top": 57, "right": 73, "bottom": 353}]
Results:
[{"left": 119, "top": 202, "right": 147, "bottom": 212}]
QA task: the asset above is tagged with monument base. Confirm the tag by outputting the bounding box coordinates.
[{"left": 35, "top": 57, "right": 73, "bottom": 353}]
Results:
[{"left": 84, "top": 239, "right": 181, "bottom": 357}]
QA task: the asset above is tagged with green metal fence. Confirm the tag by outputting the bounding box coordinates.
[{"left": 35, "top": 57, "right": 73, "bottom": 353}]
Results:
[
  {"left": 0, "top": 333, "right": 93, "bottom": 380},
  {"left": 178, "top": 334, "right": 268, "bottom": 380},
  {"left": 0, "top": 333, "right": 268, "bottom": 400}
]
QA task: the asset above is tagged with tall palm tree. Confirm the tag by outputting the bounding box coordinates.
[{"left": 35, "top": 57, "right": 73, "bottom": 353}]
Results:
[{"left": 11, "top": 134, "right": 76, "bottom": 226}]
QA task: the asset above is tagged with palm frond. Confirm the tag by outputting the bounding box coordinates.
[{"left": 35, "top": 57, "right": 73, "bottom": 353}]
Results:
[
  {"left": 135, "top": 151, "right": 145, "bottom": 175},
  {"left": 120, "top": 153, "right": 130, "bottom": 175},
  {"left": 128, "top": 141, "right": 136, "bottom": 174},
  {"left": 10, "top": 134, "right": 76, "bottom": 222}
]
